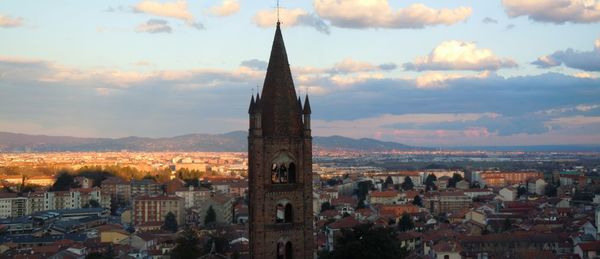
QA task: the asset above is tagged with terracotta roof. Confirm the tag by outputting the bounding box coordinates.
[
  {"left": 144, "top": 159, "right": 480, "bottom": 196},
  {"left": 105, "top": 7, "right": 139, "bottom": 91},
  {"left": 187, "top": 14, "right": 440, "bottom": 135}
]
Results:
[
  {"left": 328, "top": 216, "right": 360, "bottom": 229},
  {"left": 370, "top": 190, "right": 399, "bottom": 198},
  {"left": 578, "top": 240, "right": 600, "bottom": 251}
]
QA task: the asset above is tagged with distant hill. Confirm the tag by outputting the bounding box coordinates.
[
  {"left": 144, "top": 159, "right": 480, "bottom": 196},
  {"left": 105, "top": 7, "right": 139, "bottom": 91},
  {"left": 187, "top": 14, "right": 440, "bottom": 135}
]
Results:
[{"left": 0, "top": 131, "right": 420, "bottom": 152}]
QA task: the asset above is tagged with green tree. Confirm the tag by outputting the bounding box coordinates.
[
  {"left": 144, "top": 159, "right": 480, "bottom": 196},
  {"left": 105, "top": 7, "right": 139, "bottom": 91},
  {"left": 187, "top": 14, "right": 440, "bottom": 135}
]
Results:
[
  {"left": 320, "top": 223, "right": 408, "bottom": 259},
  {"left": 517, "top": 186, "right": 528, "bottom": 197},
  {"left": 204, "top": 205, "right": 217, "bottom": 226},
  {"left": 172, "top": 228, "right": 201, "bottom": 259},
  {"left": 412, "top": 195, "right": 422, "bottom": 207},
  {"left": 50, "top": 172, "right": 77, "bottom": 191},
  {"left": 398, "top": 213, "right": 414, "bottom": 232},
  {"left": 401, "top": 176, "right": 414, "bottom": 191},
  {"left": 163, "top": 212, "right": 179, "bottom": 232},
  {"left": 355, "top": 181, "right": 373, "bottom": 204},
  {"left": 447, "top": 173, "right": 463, "bottom": 188},
  {"left": 424, "top": 174, "right": 437, "bottom": 191},
  {"left": 202, "top": 235, "right": 229, "bottom": 255},
  {"left": 383, "top": 176, "right": 394, "bottom": 189}
]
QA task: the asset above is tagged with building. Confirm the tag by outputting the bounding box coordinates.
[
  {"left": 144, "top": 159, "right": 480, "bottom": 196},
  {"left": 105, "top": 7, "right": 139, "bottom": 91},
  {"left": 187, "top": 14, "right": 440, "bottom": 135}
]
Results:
[
  {"left": 426, "top": 192, "right": 472, "bottom": 214},
  {"left": 369, "top": 190, "right": 403, "bottom": 205},
  {"left": 478, "top": 171, "right": 542, "bottom": 187},
  {"left": 0, "top": 193, "right": 28, "bottom": 218},
  {"left": 500, "top": 187, "right": 518, "bottom": 201},
  {"left": 133, "top": 195, "right": 185, "bottom": 227},
  {"left": 174, "top": 186, "right": 211, "bottom": 209},
  {"left": 195, "top": 194, "right": 235, "bottom": 226},
  {"left": 101, "top": 177, "right": 131, "bottom": 205},
  {"left": 247, "top": 22, "right": 314, "bottom": 259},
  {"left": 130, "top": 179, "right": 162, "bottom": 198}
]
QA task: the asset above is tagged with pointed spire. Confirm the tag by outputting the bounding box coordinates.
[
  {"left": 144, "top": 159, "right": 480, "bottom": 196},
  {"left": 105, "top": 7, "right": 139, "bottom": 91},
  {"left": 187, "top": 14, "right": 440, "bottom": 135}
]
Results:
[
  {"left": 248, "top": 95, "right": 255, "bottom": 114},
  {"left": 303, "top": 95, "right": 311, "bottom": 114},
  {"left": 297, "top": 97, "right": 302, "bottom": 111},
  {"left": 259, "top": 22, "right": 302, "bottom": 137}
]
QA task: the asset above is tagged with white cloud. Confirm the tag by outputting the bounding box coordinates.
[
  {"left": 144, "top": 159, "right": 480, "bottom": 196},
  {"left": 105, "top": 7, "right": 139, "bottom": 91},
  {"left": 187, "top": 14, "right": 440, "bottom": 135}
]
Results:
[
  {"left": 404, "top": 41, "right": 518, "bottom": 71},
  {"left": 133, "top": 0, "right": 203, "bottom": 29},
  {"left": 329, "top": 58, "right": 396, "bottom": 74},
  {"left": 502, "top": 0, "right": 600, "bottom": 24},
  {"left": 313, "top": 0, "right": 472, "bottom": 29},
  {"left": 0, "top": 14, "right": 23, "bottom": 28},
  {"left": 533, "top": 39, "right": 600, "bottom": 71},
  {"left": 135, "top": 19, "right": 172, "bottom": 33},
  {"left": 253, "top": 8, "right": 330, "bottom": 34},
  {"left": 209, "top": 0, "right": 240, "bottom": 17},
  {"left": 415, "top": 71, "right": 490, "bottom": 88}
]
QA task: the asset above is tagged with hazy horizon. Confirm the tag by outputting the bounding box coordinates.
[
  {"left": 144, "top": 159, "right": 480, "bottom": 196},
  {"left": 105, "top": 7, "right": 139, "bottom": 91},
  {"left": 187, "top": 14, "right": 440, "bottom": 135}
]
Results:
[{"left": 1, "top": 0, "right": 600, "bottom": 146}]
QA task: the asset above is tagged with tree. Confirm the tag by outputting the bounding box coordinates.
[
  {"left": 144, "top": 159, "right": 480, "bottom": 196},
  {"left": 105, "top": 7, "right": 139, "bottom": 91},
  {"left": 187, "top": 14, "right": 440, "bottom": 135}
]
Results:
[
  {"left": 383, "top": 176, "right": 394, "bottom": 189},
  {"left": 398, "top": 213, "right": 415, "bottom": 232},
  {"left": 164, "top": 212, "right": 179, "bottom": 232},
  {"left": 204, "top": 205, "right": 217, "bottom": 226},
  {"left": 50, "top": 172, "right": 77, "bottom": 191},
  {"left": 355, "top": 181, "right": 373, "bottom": 203},
  {"left": 319, "top": 223, "right": 408, "bottom": 259},
  {"left": 88, "top": 199, "right": 101, "bottom": 208},
  {"left": 321, "top": 201, "right": 334, "bottom": 212},
  {"left": 424, "top": 174, "right": 437, "bottom": 191},
  {"left": 412, "top": 195, "right": 422, "bottom": 207},
  {"left": 517, "top": 186, "right": 527, "bottom": 197},
  {"left": 545, "top": 184, "right": 557, "bottom": 197},
  {"left": 447, "top": 173, "right": 463, "bottom": 188},
  {"left": 172, "top": 228, "right": 201, "bottom": 259},
  {"left": 401, "top": 176, "right": 414, "bottom": 191},
  {"left": 203, "top": 235, "right": 229, "bottom": 254}
]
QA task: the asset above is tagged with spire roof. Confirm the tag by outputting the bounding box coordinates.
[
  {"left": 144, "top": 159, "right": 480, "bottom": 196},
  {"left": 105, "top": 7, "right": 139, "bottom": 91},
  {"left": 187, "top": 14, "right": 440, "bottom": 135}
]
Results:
[
  {"left": 303, "top": 95, "right": 311, "bottom": 114},
  {"left": 248, "top": 95, "right": 255, "bottom": 114},
  {"left": 259, "top": 22, "right": 302, "bottom": 136}
]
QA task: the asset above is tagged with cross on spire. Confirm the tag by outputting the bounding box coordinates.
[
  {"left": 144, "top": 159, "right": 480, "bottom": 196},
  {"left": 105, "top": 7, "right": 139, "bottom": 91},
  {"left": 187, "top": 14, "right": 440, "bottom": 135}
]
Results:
[{"left": 277, "top": 0, "right": 280, "bottom": 23}]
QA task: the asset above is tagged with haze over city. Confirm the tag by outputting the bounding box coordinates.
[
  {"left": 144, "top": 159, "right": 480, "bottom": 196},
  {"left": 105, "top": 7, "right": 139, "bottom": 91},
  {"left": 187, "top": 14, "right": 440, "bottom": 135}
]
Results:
[{"left": 1, "top": 0, "right": 600, "bottom": 147}]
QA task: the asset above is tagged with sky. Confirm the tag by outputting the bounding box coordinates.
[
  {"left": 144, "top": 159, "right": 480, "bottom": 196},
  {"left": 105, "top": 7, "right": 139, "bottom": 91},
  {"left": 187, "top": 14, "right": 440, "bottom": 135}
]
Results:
[{"left": 1, "top": 0, "right": 600, "bottom": 147}]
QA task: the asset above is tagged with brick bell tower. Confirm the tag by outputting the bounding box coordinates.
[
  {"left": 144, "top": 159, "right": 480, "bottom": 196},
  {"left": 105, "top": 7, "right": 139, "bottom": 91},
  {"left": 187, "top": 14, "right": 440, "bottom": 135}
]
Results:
[{"left": 248, "top": 21, "right": 314, "bottom": 259}]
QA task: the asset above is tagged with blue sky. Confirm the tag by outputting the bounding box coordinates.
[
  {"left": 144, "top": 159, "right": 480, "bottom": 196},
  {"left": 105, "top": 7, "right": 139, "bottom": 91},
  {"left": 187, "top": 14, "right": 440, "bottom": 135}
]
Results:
[{"left": 1, "top": 0, "right": 599, "bottom": 146}]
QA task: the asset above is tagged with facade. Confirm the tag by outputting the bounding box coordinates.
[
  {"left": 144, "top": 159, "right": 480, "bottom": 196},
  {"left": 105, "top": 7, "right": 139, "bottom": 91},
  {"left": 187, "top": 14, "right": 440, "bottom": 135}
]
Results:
[
  {"left": 174, "top": 186, "right": 211, "bottom": 209},
  {"left": 477, "top": 171, "right": 543, "bottom": 187},
  {"left": 130, "top": 179, "right": 162, "bottom": 198},
  {"left": 195, "top": 194, "right": 235, "bottom": 226},
  {"left": 132, "top": 195, "right": 185, "bottom": 227},
  {"left": 0, "top": 194, "right": 28, "bottom": 218},
  {"left": 101, "top": 177, "right": 131, "bottom": 204},
  {"left": 248, "top": 22, "right": 314, "bottom": 259}
]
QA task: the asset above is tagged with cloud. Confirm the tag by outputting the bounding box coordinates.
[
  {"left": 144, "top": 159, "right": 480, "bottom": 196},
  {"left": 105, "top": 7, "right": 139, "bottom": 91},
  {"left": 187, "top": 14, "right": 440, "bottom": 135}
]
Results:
[
  {"left": 314, "top": 0, "right": 472, "bottom": 29},
  {"left": 135, "top": 19, "right": 172, "bottom": 33},
  {"left": 0, "top": 14, "right": 23, "bottom": 28},
  {"left": 482, "top": 17, "right": 498, "bottom": 24},
  {"left": 415, "top": 71, "right": 490, "bottom": 88},
  {"left": 502, "top": 0, "right": 600, "bottom": 24},
  {"left": 404, "top": 41, "right": 518, "bottom": 71},
  {"left": 209, "top": 0, "right": 240, "bottom": 17},
  {"left": 328, "top": 58, "right": 396, "bottom": 74},
  {"left": 253, "top": 8, "right": 330, "bottom": 34},
  {"left": 240, "top": 59, "right": 268, "bottom": 71},
  {"left": 573, "top": 72, "right": 599, "bottom": 78},
  {"left": 133, "top": 0, "right": 202, "bottom": 29},
  {"left": 533, "top": 39, "right": 600, "bottom": 71}
]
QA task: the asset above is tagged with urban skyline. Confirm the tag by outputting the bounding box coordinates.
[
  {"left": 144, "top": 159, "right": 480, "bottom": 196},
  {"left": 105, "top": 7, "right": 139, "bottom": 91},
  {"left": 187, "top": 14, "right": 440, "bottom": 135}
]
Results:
[{"left": 1, "top": 0, "right": 600, "bottom": 147}]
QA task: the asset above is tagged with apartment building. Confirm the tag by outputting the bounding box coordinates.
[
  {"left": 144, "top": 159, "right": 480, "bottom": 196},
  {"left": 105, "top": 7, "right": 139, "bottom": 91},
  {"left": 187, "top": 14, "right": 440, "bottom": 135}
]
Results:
[{"left": 133, "top": 195, "right": 185, "bottom": 226}]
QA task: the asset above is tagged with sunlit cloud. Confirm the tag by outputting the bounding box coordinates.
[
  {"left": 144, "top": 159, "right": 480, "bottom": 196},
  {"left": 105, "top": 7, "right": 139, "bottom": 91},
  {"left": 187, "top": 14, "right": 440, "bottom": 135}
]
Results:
[
  {"left": 404, "top": 41, "right": 518, "bottom": 71},
  {"left": 533, "top": 38, "right": 600, "bottom": 71},
  {"left": 314, "top": 0, "right": 472, "bottom": 29},
  {"left": 209, "top": 0, "right": 240, "bottom": 17},
  {"left": 253, "top": 8, "right": 330, "bottom": 34},
  {"left": 133, "top": 0, "right": 203, "bottom": 29},
  {"left": 0, "top": 14, "right": 23, "bottom": 28},
  {"left": 502, "top": 0, "right": 600, "bottom": 24}
]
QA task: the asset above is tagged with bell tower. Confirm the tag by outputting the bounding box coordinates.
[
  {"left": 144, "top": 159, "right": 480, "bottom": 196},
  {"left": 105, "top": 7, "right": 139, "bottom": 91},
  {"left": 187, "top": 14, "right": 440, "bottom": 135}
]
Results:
[{"left": 248, "top": 22, "right": 314, "bottom": 259}]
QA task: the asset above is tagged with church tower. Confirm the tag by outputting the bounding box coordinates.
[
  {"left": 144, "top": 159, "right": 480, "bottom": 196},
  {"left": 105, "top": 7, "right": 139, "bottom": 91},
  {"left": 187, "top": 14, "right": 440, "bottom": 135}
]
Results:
[{"left": 248, "top": 22, "right": 314, "bottom": 259}]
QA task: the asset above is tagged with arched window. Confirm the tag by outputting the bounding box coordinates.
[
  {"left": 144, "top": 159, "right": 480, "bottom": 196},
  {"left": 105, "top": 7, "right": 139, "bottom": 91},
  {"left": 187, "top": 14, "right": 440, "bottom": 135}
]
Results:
[
  {"left": 277, "top": 242, "right": 284, "bottom": 259},
  {"left": 288, "top": 163, "right": 296, "bottom": 183},
  {"left": 276, "top": 204, "right": 285, "bottom": 223},
  {"left": 277, "top": 241, "right": 293, "bottom": 259},
  {"left": 285, "top": 241, "right": 293, "bottom": 259},
  {"left": 271, "top": 153, "right": 295, "bottom": 184},
  {"left": 284, "top": 204, "right": 293, "bottom": 223}
]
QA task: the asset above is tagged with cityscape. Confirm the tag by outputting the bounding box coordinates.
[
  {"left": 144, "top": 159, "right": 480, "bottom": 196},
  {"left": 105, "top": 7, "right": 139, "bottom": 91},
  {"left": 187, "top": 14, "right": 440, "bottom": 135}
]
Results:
[{"left": 2, "top": 0, "right": 600, "bottom": 259}]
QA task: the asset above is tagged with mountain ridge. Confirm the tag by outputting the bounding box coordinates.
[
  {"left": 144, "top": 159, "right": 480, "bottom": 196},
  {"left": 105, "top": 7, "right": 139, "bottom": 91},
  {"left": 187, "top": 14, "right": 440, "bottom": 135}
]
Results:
[{"left": 0, "top": 131, "right": 418, "bottom": 152}]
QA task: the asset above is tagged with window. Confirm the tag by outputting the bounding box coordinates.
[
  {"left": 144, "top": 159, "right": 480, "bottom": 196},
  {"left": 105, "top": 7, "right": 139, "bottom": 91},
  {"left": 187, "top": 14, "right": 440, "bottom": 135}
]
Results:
[
  {"left": 277, "top": 241, "right": 293, "bottom": 259},
  {"left": 276, "top": 202, "right": 293, "bottom": 223},
  {"left": 271, "top": 153, "right": 296, "bottom": 184}
]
